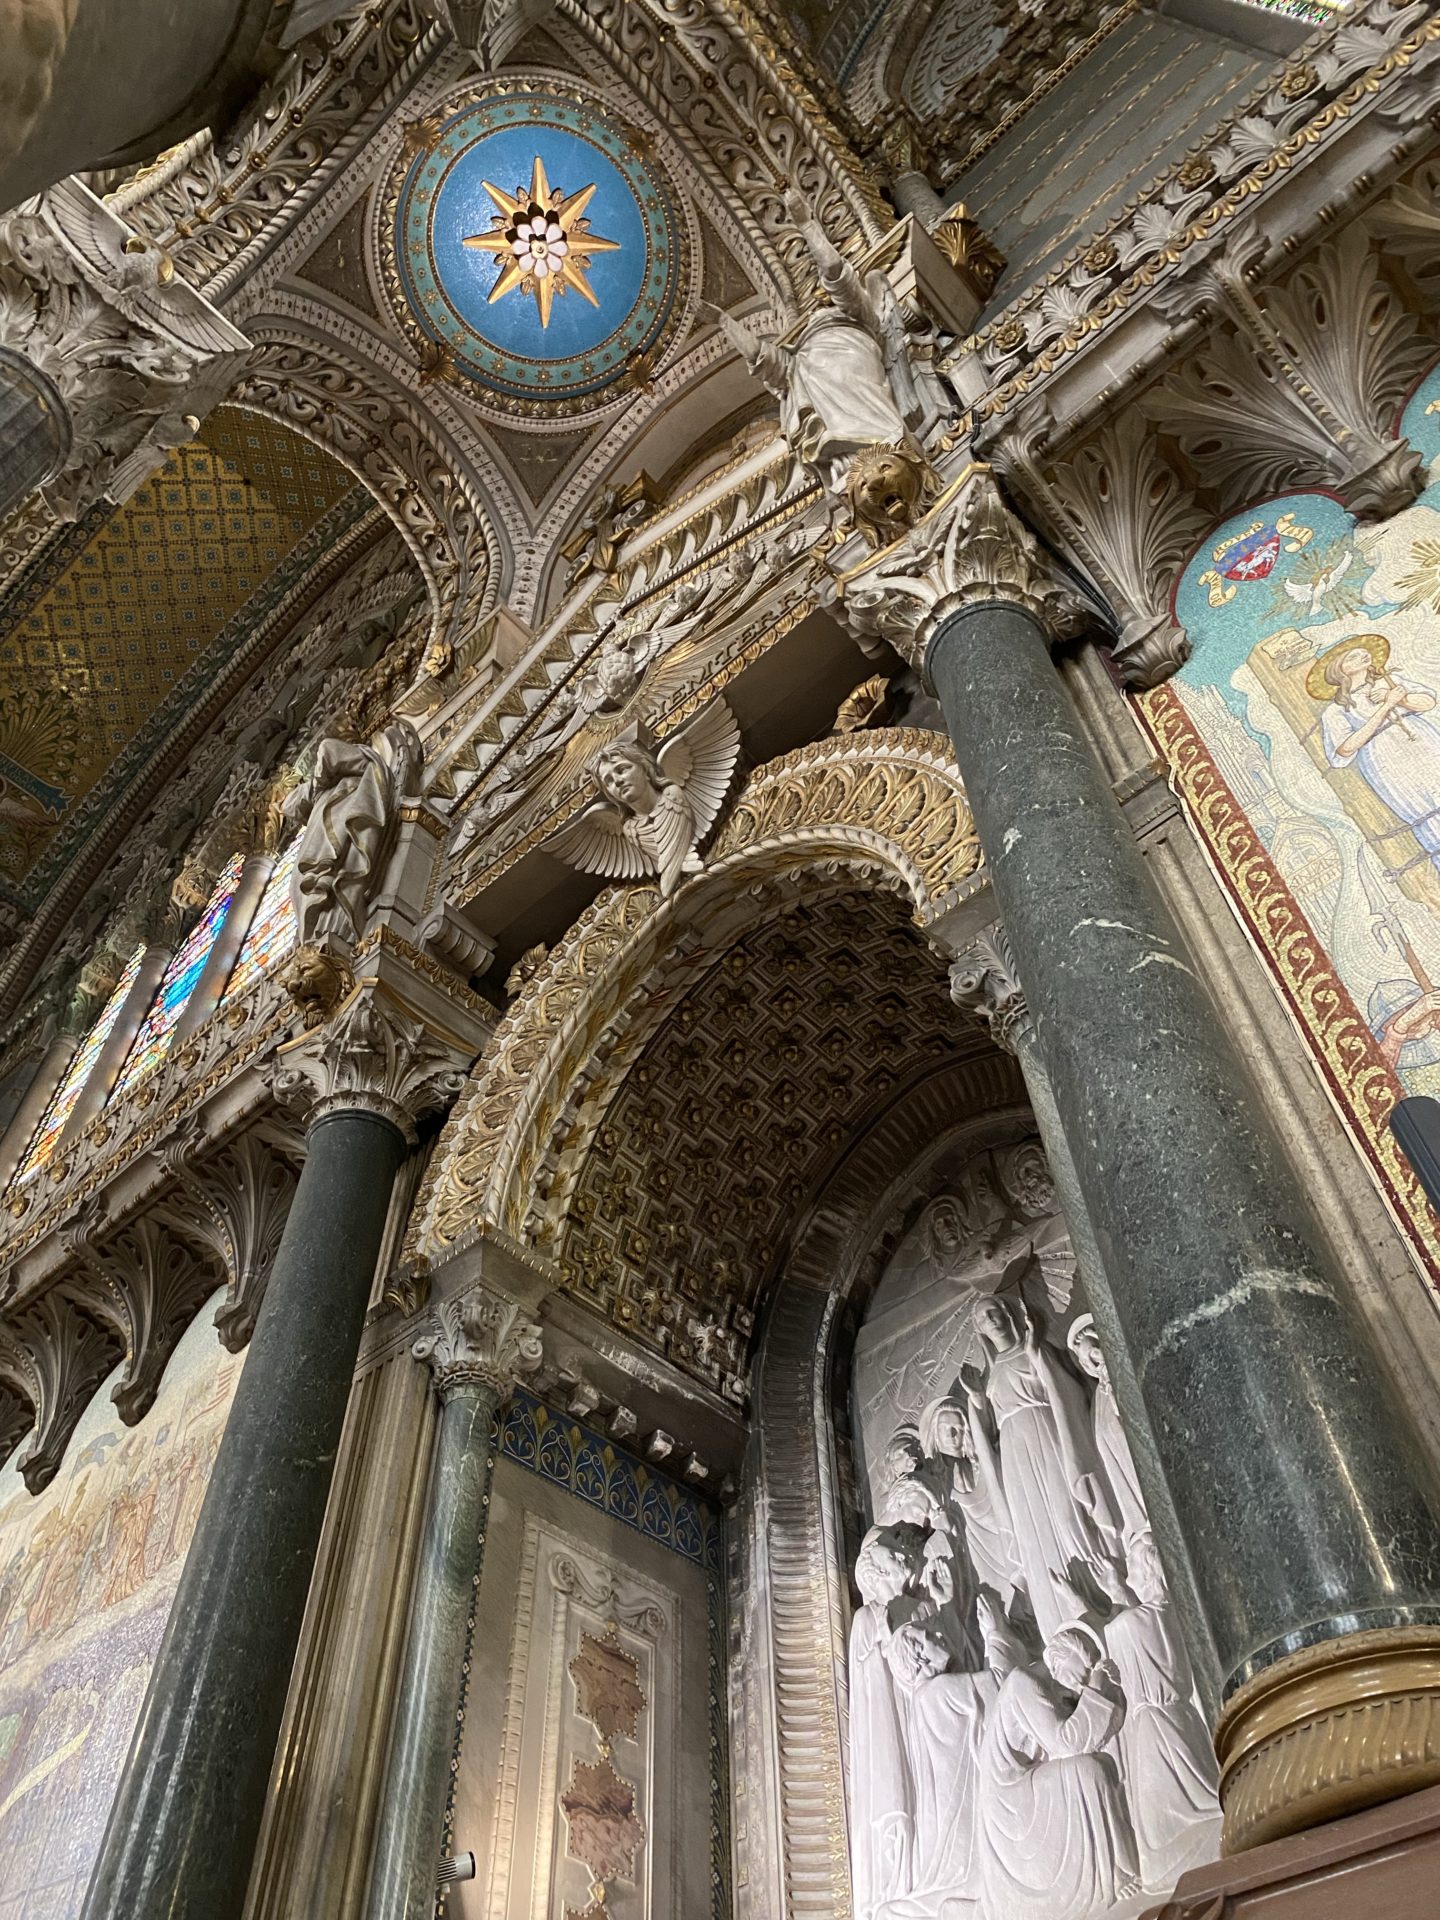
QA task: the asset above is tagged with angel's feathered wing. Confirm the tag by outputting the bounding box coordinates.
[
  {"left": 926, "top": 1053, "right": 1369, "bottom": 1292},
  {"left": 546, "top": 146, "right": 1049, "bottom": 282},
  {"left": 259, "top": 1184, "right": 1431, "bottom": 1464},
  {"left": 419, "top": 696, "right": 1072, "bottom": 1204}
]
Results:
[
  {"left": 543, "top": 800, "right": 651, "bottom": 883},
  {"left": 655, "top": 698, "right": 742, "bottom": 847}
]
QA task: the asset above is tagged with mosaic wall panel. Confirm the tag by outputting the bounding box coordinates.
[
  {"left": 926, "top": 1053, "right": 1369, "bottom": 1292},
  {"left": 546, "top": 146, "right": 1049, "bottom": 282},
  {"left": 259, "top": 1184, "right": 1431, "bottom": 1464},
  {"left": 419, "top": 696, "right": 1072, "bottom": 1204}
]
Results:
[
  {"left": 0, "top": 1302, "right": 242, "bottom": 1920},
  {"left": 1141, "top": 368, "right": 1440, "bottom": 1278}
]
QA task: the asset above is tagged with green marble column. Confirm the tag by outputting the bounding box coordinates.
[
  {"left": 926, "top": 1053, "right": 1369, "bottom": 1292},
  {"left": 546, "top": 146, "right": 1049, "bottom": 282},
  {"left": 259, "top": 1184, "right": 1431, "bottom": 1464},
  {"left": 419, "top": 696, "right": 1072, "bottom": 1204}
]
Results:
[
  {"left": 363, "top": 1292, "right": 541, "bottom": 1920},
  {"left": 81, "top": 989, "right": 468, "bottom": 1920}
]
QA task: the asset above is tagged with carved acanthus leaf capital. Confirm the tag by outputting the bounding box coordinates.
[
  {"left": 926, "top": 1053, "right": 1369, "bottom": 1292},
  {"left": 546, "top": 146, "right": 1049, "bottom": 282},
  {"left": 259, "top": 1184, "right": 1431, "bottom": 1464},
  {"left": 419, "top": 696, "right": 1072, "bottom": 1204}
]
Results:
[
  {"left": 264, "top": 988, "right": 470, "bottom": 1144},
  {"left": 948, "top": 920, "right": 1030, "bottom": 1056},
  {"left": 838, "top": 468, "right": 1094, "bottom": 671},
  {"left": 413, "top": 1287, "right": 544, "bottom": 1403}
]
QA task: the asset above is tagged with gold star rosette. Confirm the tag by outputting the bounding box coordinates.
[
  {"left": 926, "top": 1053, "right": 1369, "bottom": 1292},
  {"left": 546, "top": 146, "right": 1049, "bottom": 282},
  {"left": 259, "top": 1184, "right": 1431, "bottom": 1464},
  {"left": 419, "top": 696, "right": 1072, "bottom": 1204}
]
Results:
[{"left": 464, "top": 156, "right": 621, "bottom": 328}]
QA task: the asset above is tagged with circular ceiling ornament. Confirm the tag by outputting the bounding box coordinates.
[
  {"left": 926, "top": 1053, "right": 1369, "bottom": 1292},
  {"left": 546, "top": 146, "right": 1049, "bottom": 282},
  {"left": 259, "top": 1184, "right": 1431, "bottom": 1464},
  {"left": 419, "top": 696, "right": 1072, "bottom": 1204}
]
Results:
[{"left": 383, "top": 86, "right": 682, "bottom": 415}]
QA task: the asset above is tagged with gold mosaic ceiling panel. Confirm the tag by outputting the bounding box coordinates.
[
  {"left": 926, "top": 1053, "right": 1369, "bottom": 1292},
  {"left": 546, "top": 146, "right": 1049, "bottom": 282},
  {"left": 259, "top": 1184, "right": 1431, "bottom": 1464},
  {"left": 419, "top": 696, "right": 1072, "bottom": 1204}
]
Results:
[
  {"left": 0, "top": 408, "right": 357, "bottom": 898},
  {"left": 560, "top": 887, "right": 971, "bottom": 1385}
]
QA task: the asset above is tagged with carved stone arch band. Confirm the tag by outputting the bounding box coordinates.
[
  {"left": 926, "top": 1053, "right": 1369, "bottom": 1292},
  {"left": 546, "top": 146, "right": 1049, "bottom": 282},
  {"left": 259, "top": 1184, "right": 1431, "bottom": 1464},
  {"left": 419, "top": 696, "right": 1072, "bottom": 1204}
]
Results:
[
  {"left": 233, "top": 330, "right": 505, "bottom": 657},
  {"left": 410, "top": 728, "right": 983, "bottom": 1258}
]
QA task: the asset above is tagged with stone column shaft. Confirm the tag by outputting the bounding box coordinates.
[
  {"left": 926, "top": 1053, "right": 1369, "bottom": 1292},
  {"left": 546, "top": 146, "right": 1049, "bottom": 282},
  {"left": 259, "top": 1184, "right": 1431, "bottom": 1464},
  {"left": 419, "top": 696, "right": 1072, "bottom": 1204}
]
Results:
[
  {"left": 363, "top": 1293, "right": 543, "bottom": 1920},
  {"left": 81, "top": 1106, "right": 407, "bottom": 1920},
  {"left": 927, "top": 591, "right": 1440, "bottom": 1842}
]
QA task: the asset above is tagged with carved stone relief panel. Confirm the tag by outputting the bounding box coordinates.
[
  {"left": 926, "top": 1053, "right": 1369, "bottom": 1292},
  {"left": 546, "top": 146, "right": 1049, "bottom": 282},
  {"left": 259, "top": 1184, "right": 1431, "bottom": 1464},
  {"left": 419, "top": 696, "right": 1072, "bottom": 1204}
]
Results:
[
  {"left": 848, "top": 1143, "right": 1221, "bottom": 1919},
  {"left": 453, "top": 1461, "right": 716, "bottom": 1920}
]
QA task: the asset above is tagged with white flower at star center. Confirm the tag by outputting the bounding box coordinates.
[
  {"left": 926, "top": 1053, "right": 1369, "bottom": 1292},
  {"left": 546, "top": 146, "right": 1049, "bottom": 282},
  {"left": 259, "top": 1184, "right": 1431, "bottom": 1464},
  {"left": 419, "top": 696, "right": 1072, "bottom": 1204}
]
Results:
[{"left": 510, "top": 211, "right": 570, "bottom": 281}]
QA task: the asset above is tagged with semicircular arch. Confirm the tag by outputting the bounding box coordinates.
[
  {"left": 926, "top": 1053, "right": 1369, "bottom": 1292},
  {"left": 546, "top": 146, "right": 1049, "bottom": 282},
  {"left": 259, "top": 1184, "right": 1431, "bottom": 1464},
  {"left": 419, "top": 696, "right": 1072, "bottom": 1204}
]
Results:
[{"left": 415, "top": 726, "right": 982, "bottom": 1259}]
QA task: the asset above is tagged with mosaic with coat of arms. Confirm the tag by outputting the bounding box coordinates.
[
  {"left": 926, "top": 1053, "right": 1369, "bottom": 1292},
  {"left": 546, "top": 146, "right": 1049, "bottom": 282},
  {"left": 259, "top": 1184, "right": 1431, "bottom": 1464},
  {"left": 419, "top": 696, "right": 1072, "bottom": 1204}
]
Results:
[{"left": 1143, "top": 363, "right": 1440, "bottom": 1271}]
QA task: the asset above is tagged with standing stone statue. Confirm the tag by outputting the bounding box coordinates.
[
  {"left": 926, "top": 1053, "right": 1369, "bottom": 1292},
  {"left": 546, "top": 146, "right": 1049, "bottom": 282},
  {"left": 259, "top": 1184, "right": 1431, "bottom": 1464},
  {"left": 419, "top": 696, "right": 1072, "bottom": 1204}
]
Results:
[
  {"left": 713, "top": 191, "right": 924, "bottom": 490},
  {"left": 920, "top": 1392, "right": 1022, "bottom": 1615},
  {"left": 848, "top": 1524, "right": 926, "bottom": 1920},
  {"left": 1066, "top": 1314, "right": 1149, "bottom": 1550},
  {"left": 286, "top": 719, "right": 426, "bottom": 948},
  {"left": 1096, "top": 1541, "right": 1219, "bottom": 1890},
  {"left": 971, "top": 1296, "right": 1118, "bottom": 1641}
]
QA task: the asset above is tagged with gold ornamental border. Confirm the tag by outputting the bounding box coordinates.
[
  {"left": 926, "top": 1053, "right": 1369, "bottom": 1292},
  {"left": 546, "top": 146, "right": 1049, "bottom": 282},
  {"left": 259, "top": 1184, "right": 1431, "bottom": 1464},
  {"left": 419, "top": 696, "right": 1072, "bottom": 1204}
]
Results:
[{"left": 1140, "top": 682, "right": 1440, "bottom": 1283}]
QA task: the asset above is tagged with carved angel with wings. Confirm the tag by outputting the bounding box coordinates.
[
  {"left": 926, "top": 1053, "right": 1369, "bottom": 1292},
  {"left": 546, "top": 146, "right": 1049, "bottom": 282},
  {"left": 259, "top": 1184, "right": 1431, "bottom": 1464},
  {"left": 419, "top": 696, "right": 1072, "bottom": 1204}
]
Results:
[{"left": 545, "top": 699, "right": 741, "bottom": 899}]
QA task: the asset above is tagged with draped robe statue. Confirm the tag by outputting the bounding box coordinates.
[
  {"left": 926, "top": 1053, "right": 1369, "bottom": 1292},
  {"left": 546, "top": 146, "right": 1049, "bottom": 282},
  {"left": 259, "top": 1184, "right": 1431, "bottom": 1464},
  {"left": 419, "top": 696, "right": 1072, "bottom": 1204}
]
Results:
[
  {"left": 849, "top": 1525, "right": 926, "bottom": 1920},
  {"left": 287, "top": 721, "right": 425, "bottom": 947},
  {"left": 1099, "top": 1541, "right": 1219, "bottom": 1889},
  {"left": 973, "top": 1296, "right": 1117, "bottom": 1640},
  {"left": 1067, "top": 1315, "right": 1150, "bottom": 1549},
  {"left": 977, "top": 1618, "right": 1138, "bottom": 1920}
]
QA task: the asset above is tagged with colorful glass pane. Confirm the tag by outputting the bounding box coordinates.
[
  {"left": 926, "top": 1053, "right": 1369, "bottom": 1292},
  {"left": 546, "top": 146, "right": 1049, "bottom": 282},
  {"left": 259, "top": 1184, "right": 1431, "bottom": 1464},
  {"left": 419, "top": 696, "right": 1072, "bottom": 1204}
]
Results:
[
  {"left": 110, "top": 854, "right": 245, "bottom": 1101},
  {"left": 10, "top": 942, "right": 146, "bottom": 1187},
  {"left": 222, "top": 840, "right": 299, "bottom": 1004}
]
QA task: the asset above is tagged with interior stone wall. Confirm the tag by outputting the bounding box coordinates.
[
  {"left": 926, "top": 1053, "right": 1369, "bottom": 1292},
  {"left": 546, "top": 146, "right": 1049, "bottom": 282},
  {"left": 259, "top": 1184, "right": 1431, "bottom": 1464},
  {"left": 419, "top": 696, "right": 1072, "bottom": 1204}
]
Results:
[{"left": 450, "top": 1396, "right": 726, "bottom": 1920}]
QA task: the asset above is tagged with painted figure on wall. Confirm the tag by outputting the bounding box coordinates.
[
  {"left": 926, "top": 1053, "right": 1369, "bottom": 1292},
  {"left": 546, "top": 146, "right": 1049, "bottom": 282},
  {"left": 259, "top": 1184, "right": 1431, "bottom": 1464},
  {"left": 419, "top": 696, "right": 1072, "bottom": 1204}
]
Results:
[
  {"left": 0, "top": 1300, "right": 241, "bottom": 1920},
  {"left": 1143, "top": 360, "right": 1440, "bottom": 1267},
  {"left": 1312, "top": 635, "right": 1440, "bottom": 875}
]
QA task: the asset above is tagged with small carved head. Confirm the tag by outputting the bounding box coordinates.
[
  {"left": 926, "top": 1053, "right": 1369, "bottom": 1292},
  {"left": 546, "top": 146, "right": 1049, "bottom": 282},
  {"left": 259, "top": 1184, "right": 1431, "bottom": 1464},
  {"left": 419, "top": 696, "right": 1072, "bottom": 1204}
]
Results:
[
  {"left": 844, "top": 445, "right": 936, "bottom": 550},
  {"left": 855, "top": 1522, "right": 925, "bottom": 1606},
  {"left": 1043, "top": 1622, "right": 1103, "bottom": 1692},
  {"left": 1126, "top": 1533, "right": 1167, "bottom": 1608},
  {"left": 884, "top": 1422, "right": 926, "bottom": 1481},
  {"left": 919, "top": 1395, "right": 971, "bottom": 1463},
  {"left": 975, "top": 1292, "right": 1021, "bottom": 1354},
  {"left": 1001, "top": 1141, "right": 1054, "bottom": 1220},
  {"left": 1066, "top": 1312, "right": 1107, "bottom": 1385},
  {"left": 277, "top": 945, "right": 351, "bottom": 1028},
  {"left": 596, "top": 740, "right": 663, "bottom": 814}
]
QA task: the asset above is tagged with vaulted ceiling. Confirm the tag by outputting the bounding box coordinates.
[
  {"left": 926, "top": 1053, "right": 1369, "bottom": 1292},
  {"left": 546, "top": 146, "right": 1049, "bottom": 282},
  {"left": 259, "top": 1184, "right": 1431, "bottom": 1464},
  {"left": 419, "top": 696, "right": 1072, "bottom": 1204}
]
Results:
[{"left": 0, "top": 409, "right": 364, "bottom": 915}]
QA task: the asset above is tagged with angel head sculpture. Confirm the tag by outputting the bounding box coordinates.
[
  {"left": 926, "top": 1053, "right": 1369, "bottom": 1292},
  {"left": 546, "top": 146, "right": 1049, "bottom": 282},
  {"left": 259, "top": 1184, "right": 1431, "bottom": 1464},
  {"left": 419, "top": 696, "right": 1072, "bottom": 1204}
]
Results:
[{"left": 544, "top": 697, "right": 741, "bottom": 900}]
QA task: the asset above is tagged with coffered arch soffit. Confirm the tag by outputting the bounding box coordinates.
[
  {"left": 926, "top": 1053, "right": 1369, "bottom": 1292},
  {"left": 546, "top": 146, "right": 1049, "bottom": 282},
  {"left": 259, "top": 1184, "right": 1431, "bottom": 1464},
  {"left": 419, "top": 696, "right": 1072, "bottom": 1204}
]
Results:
[{"left": 415, "top": 726, "right": 983, "bottom": 1260}]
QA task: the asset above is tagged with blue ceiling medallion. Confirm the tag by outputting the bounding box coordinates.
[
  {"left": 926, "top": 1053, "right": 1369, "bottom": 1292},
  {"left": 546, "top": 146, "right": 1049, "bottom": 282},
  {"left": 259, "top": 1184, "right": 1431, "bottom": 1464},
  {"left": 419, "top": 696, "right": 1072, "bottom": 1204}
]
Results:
[{"left": 391, "top": 91, "right": 679, "bottom": 410}]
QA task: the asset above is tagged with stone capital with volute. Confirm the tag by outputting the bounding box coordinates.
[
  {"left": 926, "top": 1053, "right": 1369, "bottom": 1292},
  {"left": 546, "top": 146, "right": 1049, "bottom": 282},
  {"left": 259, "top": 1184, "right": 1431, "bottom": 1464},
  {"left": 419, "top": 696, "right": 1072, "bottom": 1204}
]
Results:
[
  {"left": 836, "top": 465, "right": 1095, "bottom": 673},
  {"left": 412, "top": 1287, "right": 544, "bottom": 1403},
  {"left": 263, "top": 984, "right": 472, "bottom": 1145},
  {"left": 947, "top": 918, "right": 1031, "bottom": 1057}
]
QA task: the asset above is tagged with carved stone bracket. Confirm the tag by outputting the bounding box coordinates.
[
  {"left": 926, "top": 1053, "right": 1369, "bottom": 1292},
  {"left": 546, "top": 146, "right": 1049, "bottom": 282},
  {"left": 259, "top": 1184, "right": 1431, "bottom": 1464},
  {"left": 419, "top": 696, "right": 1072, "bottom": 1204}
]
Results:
[
  {"left": 264, "top": 986, "right": 472, "bottom": 1145},
  {"left": 412, "top": 1286, "right": 543, "bottom": 1403},
  {"left": 948, "top": 919, "right": 1030, "bottom": 1056},
  {"left": 156, "top": 1116, "right": 303, "bottom": 1353},
  {"left": 837, "top": 465, "right": 1097, "bottom": 671},
  {"left": 57, "top": 1193, "right": 223, "bottom": 1427},
  {"left": 0, "top": 176, "right": 250, "bottom": 566}
]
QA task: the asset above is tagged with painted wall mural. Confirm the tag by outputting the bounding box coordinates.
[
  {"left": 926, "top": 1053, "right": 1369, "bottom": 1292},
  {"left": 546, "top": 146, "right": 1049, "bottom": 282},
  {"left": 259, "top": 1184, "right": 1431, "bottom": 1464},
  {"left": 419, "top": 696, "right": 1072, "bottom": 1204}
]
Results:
[
  {"left": 1142, "top": 363, "right": 1440, "bottom": 1275},
  {"left": 0, "top": 1300, "right": 241, "bottom": 1920}
]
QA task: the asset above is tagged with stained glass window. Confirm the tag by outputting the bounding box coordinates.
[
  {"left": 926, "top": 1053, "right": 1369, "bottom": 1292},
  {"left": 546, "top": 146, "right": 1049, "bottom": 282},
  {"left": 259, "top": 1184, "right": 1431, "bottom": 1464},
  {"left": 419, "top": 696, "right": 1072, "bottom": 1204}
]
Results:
[
  {"left": 110, "top": 854, "right": 246, "bottom": 1101},
  {"left": 9, "top": 942, "right": 146, "bottom": 1187},
  {"left": 222, "top": 839, "right": 299, "bottom": 1004}
]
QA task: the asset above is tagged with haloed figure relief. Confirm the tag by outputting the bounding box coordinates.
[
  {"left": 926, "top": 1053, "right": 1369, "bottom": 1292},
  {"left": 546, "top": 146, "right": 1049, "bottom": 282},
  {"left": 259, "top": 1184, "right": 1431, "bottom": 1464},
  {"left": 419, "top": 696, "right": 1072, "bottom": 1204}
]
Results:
[{"left": 847, "top": 1143, "right": 1220, "bottom": 1920}]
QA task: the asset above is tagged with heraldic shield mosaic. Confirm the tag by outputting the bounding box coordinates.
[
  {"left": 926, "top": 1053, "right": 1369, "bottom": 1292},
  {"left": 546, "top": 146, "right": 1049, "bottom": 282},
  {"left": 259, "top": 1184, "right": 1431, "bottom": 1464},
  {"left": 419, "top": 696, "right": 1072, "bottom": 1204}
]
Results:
[{"left": 1142, "top": 364, "right": 1440, "bottom": 1276}]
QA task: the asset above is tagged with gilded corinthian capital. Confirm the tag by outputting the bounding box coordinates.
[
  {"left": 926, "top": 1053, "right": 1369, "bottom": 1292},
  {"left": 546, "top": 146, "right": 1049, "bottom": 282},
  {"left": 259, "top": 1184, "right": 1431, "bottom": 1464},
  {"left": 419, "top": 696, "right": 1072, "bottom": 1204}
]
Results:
[
  {"left": 838, "top": 466, "right": 1095, "bottom": 672},
  {"left": 264, "top": 987, "right": 471, "bottom": 1144},
  {"left": 413, "top": 1287, "right": 544, "bottom": 1402}
]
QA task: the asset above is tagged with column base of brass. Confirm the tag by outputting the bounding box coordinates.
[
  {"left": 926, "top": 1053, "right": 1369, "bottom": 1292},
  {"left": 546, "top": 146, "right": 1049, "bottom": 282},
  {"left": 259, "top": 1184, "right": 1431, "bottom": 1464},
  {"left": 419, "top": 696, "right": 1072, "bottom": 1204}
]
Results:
[{"left": 1216, "top": 1626, "right": 1440, "bottom": 1852}]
